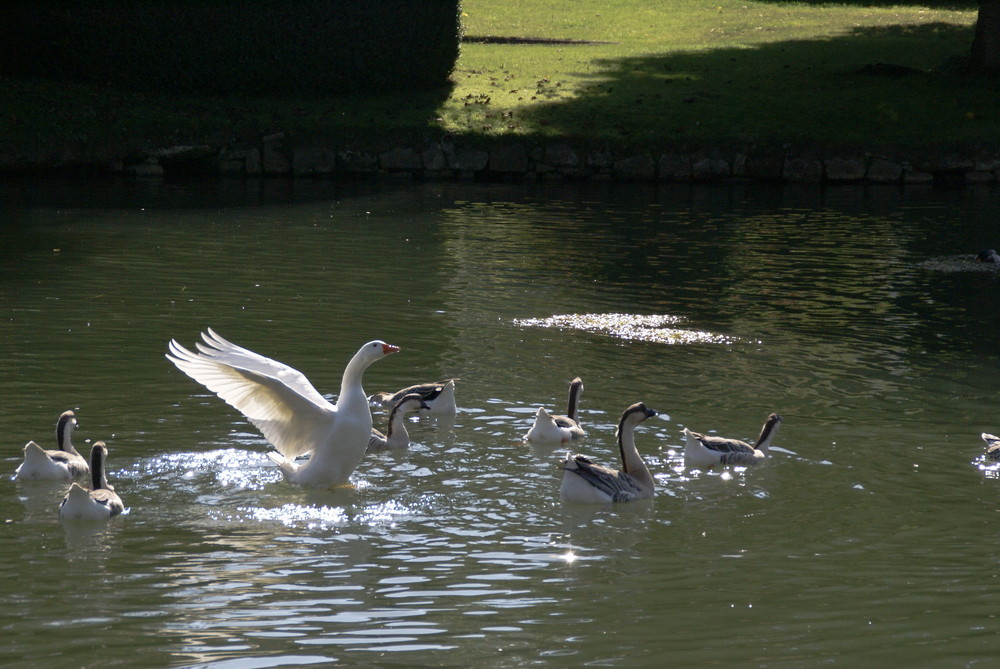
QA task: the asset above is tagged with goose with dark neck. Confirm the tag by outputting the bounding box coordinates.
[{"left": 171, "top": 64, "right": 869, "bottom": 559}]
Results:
[
  {"left": 59, "top": 442, "right": 124, "bottom": 520},
  {"left": 982, "top": 433, "right": 1000, "bottom": 461},
  {"left": 367, "top": 393, "right": 431, "bottom": 452},
  {"left": 559, "top": 402, "right": 657, "bottom": 503},
  {"left": 15, "top": 410, "right": 89, "bottom": 481},
  {"left": 976, "top": 249, "right": 1000, "bottom": 264},
  {"left": 369, "top": 378, "right": 458, "bottom": 416},
  {"left": 525, "top": 377, "right": 586, "bottom": 444},
  {"left": 683, "top": 413, "right": 783, "bottom": 469}
]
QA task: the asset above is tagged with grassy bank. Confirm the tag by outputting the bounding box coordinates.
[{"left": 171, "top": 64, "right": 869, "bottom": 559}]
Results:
[{"left": 0, "top": 0, "right": 991, "bottom": 166}]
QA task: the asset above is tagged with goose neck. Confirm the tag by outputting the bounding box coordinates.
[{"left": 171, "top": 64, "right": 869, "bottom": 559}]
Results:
[{"left": 617, "top": 424, "right": 652, "bottom": 487}]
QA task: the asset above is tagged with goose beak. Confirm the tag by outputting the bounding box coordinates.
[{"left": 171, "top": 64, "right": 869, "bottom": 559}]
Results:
[{"left": 382, "top": 343, "right": 400, "bottom": 355}]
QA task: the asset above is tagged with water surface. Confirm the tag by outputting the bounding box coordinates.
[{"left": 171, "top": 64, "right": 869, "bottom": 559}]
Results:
[{"left": 2, "top": 178, "right": 1000, "bottom": 667}]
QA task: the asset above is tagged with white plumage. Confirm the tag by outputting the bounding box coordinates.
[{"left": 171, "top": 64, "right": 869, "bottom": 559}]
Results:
[
  {"left": 166, "top": 328, "right": 399, "bottom": 488},
  {"left": 15, "top": 410, "right": 89, "bottom": 481},
  {"left": 58, "top": 442, "right": 124, "bottom": 521},
  {"left": 525, "top": 377, "right": 586, "bottom": 444},
  {"left": 683, "top": 413, "right": 783, "bottom": 469}
]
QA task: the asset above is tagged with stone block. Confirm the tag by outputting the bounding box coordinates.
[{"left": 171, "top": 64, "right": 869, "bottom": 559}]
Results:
[
  {"left": 542, "top": 144, "right": 579, "bottom": 168},
  {"left": 783, "top": 156, "right": 823, "bottom": 182},
  {"left": 447, "top": 147, "right": 489, "bottom": 172},
  {"left": 692, "top": 156, "right": 729, "bottom": 180},
  {"left": 613, "top": 153, "right": 655, "bottom": 181},
  {"left": 293, "top": 146, "right": 336, "bottom": 175},
  {"left": 867, "top": 158, "right": 903, "bottom": 183},
  {"left": 658, "top": 153, "right": 692, "bottom": 180},
  {"left": 380, "top": 147, "right": 423, "bottom": 171},
  {"left": 489, "top": 144, "right": 529, "bottom": 173},
  {"left": 261, "top": 133, "right": 291, "bottom": 175},
  {"left": 825, "top": 156, "right": 866, "bottom": 182},
  {"left": 337, "top": 150, "right": 379, "bottom": 174}
]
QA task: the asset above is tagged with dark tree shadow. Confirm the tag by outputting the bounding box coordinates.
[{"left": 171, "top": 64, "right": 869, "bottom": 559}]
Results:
[{"left": 516, "top": 22, "right": 992, "bottom": 151}]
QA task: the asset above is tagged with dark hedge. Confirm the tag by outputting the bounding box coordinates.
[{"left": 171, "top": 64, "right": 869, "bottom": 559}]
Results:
[{"left": 0, "top": 1, "right": 462, "bottom": 96}]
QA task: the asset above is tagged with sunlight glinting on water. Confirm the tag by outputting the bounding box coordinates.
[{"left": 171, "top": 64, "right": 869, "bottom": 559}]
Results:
[{"left": 513, "top": 312, "right": 748, "bottom": 345}]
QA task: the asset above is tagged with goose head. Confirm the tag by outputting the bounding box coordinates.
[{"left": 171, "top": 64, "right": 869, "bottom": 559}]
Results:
[
  {"left": 56, "top": 410, "right": 78, "bottom": 451},
  {"left": 617, "top": 402, "right": 658, "bottom": 435},
  {"left": 360, "top": 340, "right": 401, "bottom": 360},
  {"left": 977, "top": 249, "right": 1000, "bottom": 264},
  {"left": 396, "top": 393, "right": 432, "bottom": 414}
]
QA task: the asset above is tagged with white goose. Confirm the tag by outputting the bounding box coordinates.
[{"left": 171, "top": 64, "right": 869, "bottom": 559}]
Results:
[
  {"left": 15, "top": 410, "right": 90, "bottom": 481},
  {"left": 683, "top": 413, "right": 783, "bottom": 469},
  {"left": 525, "top": 377, "right": 586, "bottom": 444},
  {"left": 982, "top": 433, "right": 1000, "bottom": 461},
  {"left": 367, "top": 393, "right": 431, "bottom": 452},
  {"left": 166, "top": 329, "right": 400, "bottom": 488},
  {"left": 559, "top": 402, "right": 658, "bottom": 503},
  {"left": 59, "top": 442, "right": 124, "bottom": 520},
  {"left": 369, "top": 378, "right": 458, "bottom": 415}
]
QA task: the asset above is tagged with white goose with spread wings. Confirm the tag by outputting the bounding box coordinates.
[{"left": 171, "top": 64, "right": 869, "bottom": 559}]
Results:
[
  {"left": 683, "top": 413, "right": 783, "bottom": 469},
  {"left": 166, "top": 328, "right": 399, "bottom": 488},
  {"left": 559, "top": 402, "right": 658, "bottom": 503}
]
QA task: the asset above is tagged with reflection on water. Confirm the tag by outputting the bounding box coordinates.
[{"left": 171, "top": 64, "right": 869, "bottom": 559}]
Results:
[
  {"left": 2, "top": 179, "right": 1000, "bottom": 667},
  {"left": 513, "top": 312, "right": 745, "bottom": 345}
]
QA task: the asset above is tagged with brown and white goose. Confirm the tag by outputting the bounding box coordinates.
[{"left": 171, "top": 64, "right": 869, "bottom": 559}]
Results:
[
  {"left": 982, "top": 433, "right": 1000, "bottom": 461},
  {"left": 525, "top": 377, "right": 585, "bottom": 444},
  {"left": 367, "top": 393, "right": 431, "bottom": 452},
  {"left": 559, "top": 402, "right": 658, "bottom": 503},
  {"left": 15, "top": 410, "right": 90, "bottom": 481},
  {"left": 683, "top": 413, "right": 783, "bottom": 469},
  {"left": 369, "top": 378, "right": 458, "bottom": 416},
  {"left": 58, "top": 442, "right": 124, "bottom": 520},
  {"left": 166, "top": 328, "right": 399, "bottom": 488}
]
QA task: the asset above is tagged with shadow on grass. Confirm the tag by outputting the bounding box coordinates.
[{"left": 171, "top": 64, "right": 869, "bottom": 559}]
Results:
[
  {"left": 515, "top": 22, "right": 992, "bottom": 151},
  {"left": 768, "top": 0, "right": 974, "bottom": 7}
]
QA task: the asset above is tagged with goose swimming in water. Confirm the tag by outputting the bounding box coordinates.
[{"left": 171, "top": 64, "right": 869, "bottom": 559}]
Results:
[
  {"left": 982, "top": 433, "right": 1000, "bottom": 461},
  {"left": 525, "top": 377, "right": 586, "bottom": 444},
  {"left": 369, "top": 378, "right": 458, "bottom": 415},
  {"left": 166, "top": 328, "right": 400, "bottom": 488},
  {"left": 58, "top": 442, "right": 124, "bottom": 520},
  {"left": 976, "top": 249, "right": 1000, "bottom": 264},
  {"left": 559, "top": 402, "right": 658, "bottom": 503},
  {"left": 15, "top": 410, "right": 89, "bottom": 481},
  {"left": 367, "top": 393, "right": 431, "bottom": 452},
  {"left": 683, "top": 413, "right": 783, "bottom": 469}
]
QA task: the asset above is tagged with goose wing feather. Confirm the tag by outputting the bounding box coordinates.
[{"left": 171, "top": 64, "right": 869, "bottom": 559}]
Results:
[
  {"left": 691, "top": 432, "right": 756, "bottom": 456},
  {"left": 564, "top": 455, "right": 643, "bottom": 502},
  {"left": 167, "top": 331, "right": 336, "bottom": 459}
]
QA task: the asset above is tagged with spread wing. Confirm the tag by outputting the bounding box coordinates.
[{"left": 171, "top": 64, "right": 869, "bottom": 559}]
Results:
[
  {"left": 166, "top": 329, "right": 336, "bottom": 459},
  {"left": 564, "top": 455, "right": 644, "bottom": 502}
]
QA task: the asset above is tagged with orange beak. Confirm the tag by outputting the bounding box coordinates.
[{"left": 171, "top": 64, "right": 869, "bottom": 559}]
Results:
[{"left": 382, "top": 343, "right": 401, "bottom": 355}]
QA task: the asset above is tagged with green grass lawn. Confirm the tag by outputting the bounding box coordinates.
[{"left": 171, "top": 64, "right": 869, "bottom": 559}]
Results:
[{"left": 1, "top": 0, "right": 991, "bottom": 163}]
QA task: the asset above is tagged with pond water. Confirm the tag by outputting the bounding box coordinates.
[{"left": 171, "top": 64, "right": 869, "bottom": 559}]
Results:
[{"left": 2, "top": 178, "right": 1000, "bottom": 668}]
